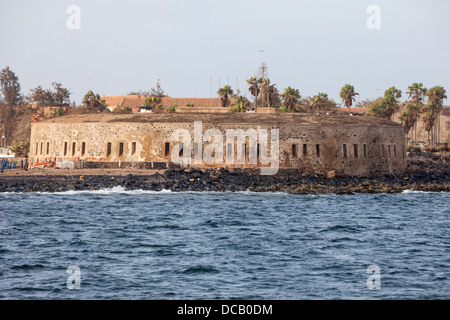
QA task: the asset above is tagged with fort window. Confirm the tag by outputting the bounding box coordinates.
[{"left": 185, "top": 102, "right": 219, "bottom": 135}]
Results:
[
  {"left": 316, "top": 144, "right": 320, "bottom": 157},
  {"left": 46, "top": 142, "right": 50, "bottom": 155},
  {"left": 36, "top": 142, "right": 38, "bottom": 155},
  {"left": 343, "top": 144, "right": 347, "bottom": 158},
  {"left": 303, "top": 144, "right": 308, "bottom": 157},
  {"left": 131, "top": 142, "right": 136, "bottom": 155},
  {"left": 242, "top": 143, "right": 247, "bottom": 158},
  {"left": 119, "top": 142, "right": 124, "bottom": 156},
  {"left": 363, "top": 144, "right": 367, "bottom": 158},
  {"left": 382, "top": 145, "right": 386, "bottom": 157},
  {"left": 388, "top": 145, "right": 391, "bottom": 158},
  {"left": 292, "top": 144, "right": 297, "bottom": 158},
  {"left": 164, "top": 142, "right": 170, "bottom": 157},
  {"left": 64, "top": 142, "right": 68, "bottom": 156},
  {"left": 107, "top": 143, "right": 111, "bottom": 156},
  {"left": 257, "top": 144, "right": 261, "bottom": 160},
  {"left": 227, "top": 143, "right": 232, "bottom": 158},
  {"left": 82, "top": 142, "right": 86, "bottom": 156},
  {"left": 179, "top": 143, "right": 184, "bottom": 157},
  {"left": 72, "top": 142, "right": 76, "bottom": 156},
  {"left": 394, "top": 145, "right": 397, "bottom": 158},
  {"left": 40, "top": 142, "right": 43, "bottom": 155},
  {"left": 353, "top": 144, "right": 358, "bottom": 158},
  {"left": 194, "top": 143, "right": 199, "bottom": 158}
]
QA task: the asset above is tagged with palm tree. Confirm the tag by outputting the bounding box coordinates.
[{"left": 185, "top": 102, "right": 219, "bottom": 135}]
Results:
[
  {"left": 260, "top": 78, "right": 279, "bottom": 108},
  {"left": 425, "top": 86, "right": 447, "bottom": 147},
  {"left": 383, "top": 86, "right": 402, "bottom": 120},
  {"left": 340, "top": 84, "right": 359, "bottom": 112},
  {"left": 82, "top": 90, "right": 107, "bottom": 112},
  {"left": 400, "top": 103, "right": 422, "bottom": 144},
  {"left": 217, "top": 85, "right": 233, "bottom": 108},
  {"left": 422, "top": 112, "right": 435, "bottom": 148},
  {"left": 406, "top": 83, "right": 427, "bottom": 143},
  {"left": 281, "top": 87, "right": 301, "bottom": 112},
  {"left": 310, "top": 92, "right": 329, "bottom": 113},
  {"left": 231, "top": 95, "right": 250, "bottom": 112},
  {"left": 407, "top": 83, "right": 427, "bottom": 104},
  {"left": 247, "top": 77, "right": 261, "bottom": 112}
]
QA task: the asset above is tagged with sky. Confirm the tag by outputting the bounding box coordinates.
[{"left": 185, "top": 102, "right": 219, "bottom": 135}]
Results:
[{"left": 0, "top": 0, "right": 449, "bottom": 105}]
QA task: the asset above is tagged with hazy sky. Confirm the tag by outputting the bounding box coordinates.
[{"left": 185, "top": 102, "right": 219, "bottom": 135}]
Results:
[{"left": 1, "top": 0, "right": 449, "bottom": 105}]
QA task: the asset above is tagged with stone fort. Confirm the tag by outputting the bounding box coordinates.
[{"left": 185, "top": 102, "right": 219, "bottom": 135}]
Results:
[{"left": 30, "top": 113, "right": 407, "bottom": 175}]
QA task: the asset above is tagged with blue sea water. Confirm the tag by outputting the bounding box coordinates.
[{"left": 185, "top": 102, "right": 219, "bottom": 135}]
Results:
[{"left": 0, "top": 188, "right": 448, "bottom": 300}]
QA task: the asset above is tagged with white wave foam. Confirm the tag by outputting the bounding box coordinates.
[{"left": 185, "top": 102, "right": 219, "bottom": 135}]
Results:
[
  {"left": 1, "top": 187, "right": 288, "bottom": 196},
  {"left": 402, "top": 189, "right": 435, "bottom": 194},
  {"left": 55, "top": 186, "right": 174, "bottom": 195}
]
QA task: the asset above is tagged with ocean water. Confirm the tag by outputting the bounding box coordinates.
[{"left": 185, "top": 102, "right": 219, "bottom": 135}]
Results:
[{"left": 0, "top": 188, "right": 448, "bottom": 300}]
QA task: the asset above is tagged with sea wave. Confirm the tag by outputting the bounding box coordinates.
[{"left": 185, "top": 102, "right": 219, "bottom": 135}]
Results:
[
  {"left": 402, "top": 189, "right": 437, "bottom": 194},
  {"left": 0, "top": 186, "right": 445, "bottom": 196}
]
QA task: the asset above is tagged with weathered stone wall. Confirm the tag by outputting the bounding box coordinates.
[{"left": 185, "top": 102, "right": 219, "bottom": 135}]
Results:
[
  {"left": 392, "top": 106, "right": 450, "bottom": 144},
  {"left": 30, "top": 113, "right": 407, "bottom": 175}
]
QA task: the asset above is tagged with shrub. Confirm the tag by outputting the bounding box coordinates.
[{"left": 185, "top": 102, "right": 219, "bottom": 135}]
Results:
[
  {"left": 112, "top": 106, "right": 132, "bottom": 113},
  {"left": 406, "top": 145, "right": 421, "bottom": 153},
  {"left": 10, "top": 141, "right": 30, "bottom": 157},
  {"left": 231, "top": 104, "right": 247, "bottom": 112},
  {"left": 279, "top": 106, "right": 289, "bottom": 113},
  {"left": 437, "top": 145, "right": 448, "bottom": 152},
  {"left": 167, "top": 104, "right": 177, "bottom": 113},
  {"left": 50, "top": 107, "right": 65, "bottom": 117}
]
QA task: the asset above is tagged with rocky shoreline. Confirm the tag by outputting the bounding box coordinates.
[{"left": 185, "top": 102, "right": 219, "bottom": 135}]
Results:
[{"left": 0, "top": 153, "right": 448, "bottom": 194}]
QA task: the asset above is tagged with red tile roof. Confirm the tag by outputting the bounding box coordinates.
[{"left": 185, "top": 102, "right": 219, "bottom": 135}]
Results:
[{"left": 101, "top": 95, "right": 222, "bottom": 108}]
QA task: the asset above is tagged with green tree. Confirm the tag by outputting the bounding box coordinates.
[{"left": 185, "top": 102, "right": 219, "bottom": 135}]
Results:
[
  {"left": 424, "top": 86, "right": 447, "bottom": 147},
  {"left": 367, "top": 87, "right": 402, "bottom": 120},
  {"left": 27, "top": 82, "right": 71, "bottom": 115},
  {"left": 404, "top": 83, "right": 427, "bottom": 143},
  {"left": 260, "top": 78, "right": 279, "bottom": 109},
  {"left": 0, "top": 66, "right": 22, "bottom": 146},
  {"left": 231, "top": 95, "right": 250, "bottom": 112},
  {"left": 217, "top": 85, "right": 234, "bottom": 108},
  {"left": 340, "top": 84, "right": 359, "bottom": 112},
  {"left": 421, "top": 112, "right": 435, "bottom": 147},
  {"left": 10, "top": 141, "right": 30, "bottom": 157},
  {"left": 82, "top": 91, "right": 107, "bottom": 112},
  {"left": 383, "top": 86, "right": 402, "bottom": 120},
  {"left": 310, "top": 92, "right": 332, "bottom": 113},
  {"left": 27, "top": 85, "right": 54, "bottom": 115},
  {"left": 400, "top": 103, "right": 422, "bottom": 138},
  {"left": 281, "top": 87, "right": 301, "bottom": 112},
  {"left": 247, "top": 77, "right": 261, "bottom": 112},
  {"left": 51, "top": 82, "right": 71, "bottom": 107},
  {"left": 407, "top": 82, "right": 427, "bottom": 105},
  {"left": 143, "top": 96, "right": 163, "bottom": 112}
]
